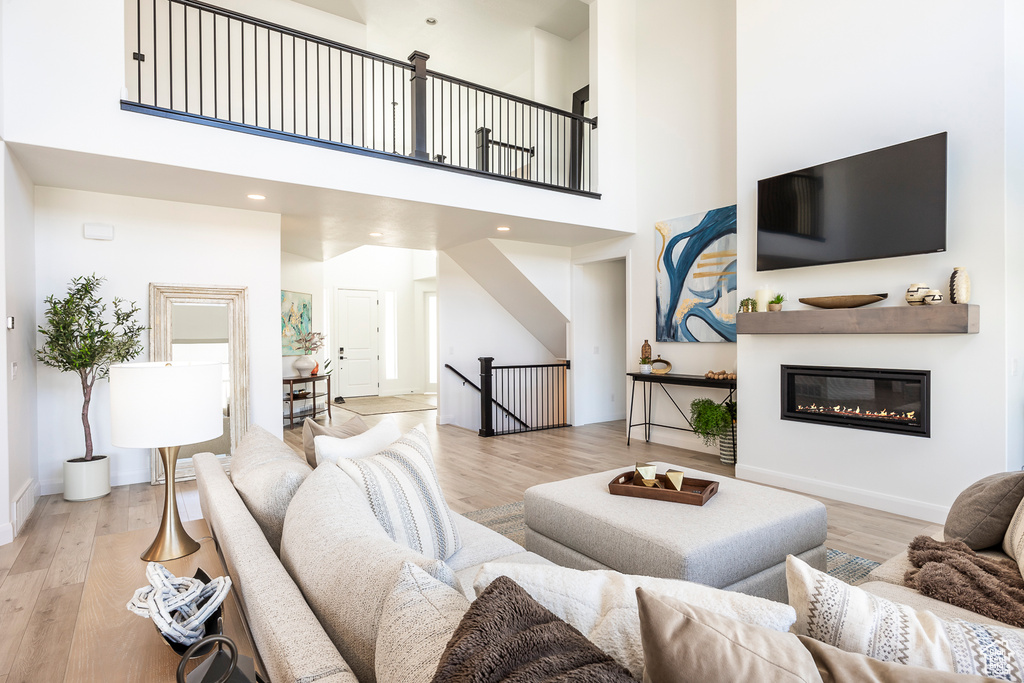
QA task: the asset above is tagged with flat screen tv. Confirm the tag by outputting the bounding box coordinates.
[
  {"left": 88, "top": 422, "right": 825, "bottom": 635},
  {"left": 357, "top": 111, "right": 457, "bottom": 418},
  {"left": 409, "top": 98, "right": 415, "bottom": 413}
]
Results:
[{"left": 757, "top": 132, "right": 947, "bottom": 271}]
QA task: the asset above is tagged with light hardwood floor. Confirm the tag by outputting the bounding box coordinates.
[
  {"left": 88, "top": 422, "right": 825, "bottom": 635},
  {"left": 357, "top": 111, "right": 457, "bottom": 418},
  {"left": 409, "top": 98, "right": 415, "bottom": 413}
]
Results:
[{"left": 0, "top": 406, "right": 942, "bottom": 682}]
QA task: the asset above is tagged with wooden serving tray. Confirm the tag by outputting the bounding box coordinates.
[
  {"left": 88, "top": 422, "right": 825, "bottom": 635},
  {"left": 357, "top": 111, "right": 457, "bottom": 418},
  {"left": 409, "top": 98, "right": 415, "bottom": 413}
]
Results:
[{"left": 608, "top": 471, "right": 719, "bottom": 506}]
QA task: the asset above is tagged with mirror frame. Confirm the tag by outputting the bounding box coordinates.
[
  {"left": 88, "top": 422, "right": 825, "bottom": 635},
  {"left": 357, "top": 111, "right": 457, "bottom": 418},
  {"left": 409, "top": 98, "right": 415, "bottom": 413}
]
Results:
[{"left": 149, "top": 283, "right": 250, "bottom": 484}]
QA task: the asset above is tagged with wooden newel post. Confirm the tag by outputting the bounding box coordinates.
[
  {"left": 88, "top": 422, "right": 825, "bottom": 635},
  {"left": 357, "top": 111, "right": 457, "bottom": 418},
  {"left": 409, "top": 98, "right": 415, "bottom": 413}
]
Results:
[
  {"left": 479, "top": 356, "right": 494, "bottom": 437},
  {"left": 408, "top": 51, "right": 430, "bottom": 160}
]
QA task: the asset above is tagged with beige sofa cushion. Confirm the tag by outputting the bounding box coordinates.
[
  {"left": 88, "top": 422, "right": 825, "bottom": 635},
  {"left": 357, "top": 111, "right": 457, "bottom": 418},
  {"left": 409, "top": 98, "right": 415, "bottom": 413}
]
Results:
[
  {"left": 945, "top": 471, "right": 1024, "bottom": 550},
  {"left": 193, "top": 453, "right": 357, "bottom": 683},
  {"left": 229, "top": 424, "right": 304, "bottom": 482},
  {"left": 375, "top": 562, "right": 469, "bottom": 683},
  {"left": 229, "top": 425, "right": 312, "bottom": 553},
  {"left": 301, "top": 416, "right": 368, "bottom": 467},
  {"left": 787, "top": 554, "right": 1024, "bottom": 679},
  {"left": 281, "top": 463, "right": 457, "bottom": 683},
  {"left": 637, "top": 588, "right": 821, "bottom": 683}
]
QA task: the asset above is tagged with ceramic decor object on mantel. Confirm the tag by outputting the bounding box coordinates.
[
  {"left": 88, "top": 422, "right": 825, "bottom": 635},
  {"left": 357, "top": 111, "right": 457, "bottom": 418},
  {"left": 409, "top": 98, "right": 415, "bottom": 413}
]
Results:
[
  {"left": 906, "top": 283, "right": 930, "bottom": 306},
  {"left": 922, "top": 289, "right": 944, "bottom": 305},
  {"left": 950, "top": 267, "right": 971, "bottom": 304}
]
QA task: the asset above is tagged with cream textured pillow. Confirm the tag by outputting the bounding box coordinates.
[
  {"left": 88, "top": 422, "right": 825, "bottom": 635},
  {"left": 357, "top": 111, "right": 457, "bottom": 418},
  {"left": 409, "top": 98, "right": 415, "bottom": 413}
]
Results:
[
  {"left": 1003, "top": 498, "right": 1024, "bottom": 562},
  {"left": 302, "top": 416, "right": 369, "bottom": 467},
  {"left": 787, "top": 554, "right": 1024, "bottom": 680},
  {"left": 337, "top": 425, "right": 462, "bottom": 561},
  {"left": 473, "top": 561, "right": 796, "bottom": 678},
  {"left": 375, "top": 562, "right": 470, "bottom": 683},
  {"left": 314, "top": 417, "right": 401, "bottom": 465}
]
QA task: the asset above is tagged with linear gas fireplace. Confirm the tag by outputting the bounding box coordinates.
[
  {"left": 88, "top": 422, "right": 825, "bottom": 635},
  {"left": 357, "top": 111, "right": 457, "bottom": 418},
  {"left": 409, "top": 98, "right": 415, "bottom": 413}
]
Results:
[{"left": 781, "top": 365, "right": 930, "bottom": 437}]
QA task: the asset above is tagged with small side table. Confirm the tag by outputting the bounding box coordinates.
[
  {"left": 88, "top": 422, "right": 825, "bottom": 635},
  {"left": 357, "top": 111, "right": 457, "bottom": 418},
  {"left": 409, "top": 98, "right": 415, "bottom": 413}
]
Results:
[
  {"left": 283, "top": 374, "right": 332, "bottom": 427},
  {"left": 64, "top": 519, "right": 263, "bottom": 682}
]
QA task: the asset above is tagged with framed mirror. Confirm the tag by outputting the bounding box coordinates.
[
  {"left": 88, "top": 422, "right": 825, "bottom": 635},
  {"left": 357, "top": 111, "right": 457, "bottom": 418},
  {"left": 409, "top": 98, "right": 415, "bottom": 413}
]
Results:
[{"left": 149, "top": 283, "right": 250, "bottom": 483}]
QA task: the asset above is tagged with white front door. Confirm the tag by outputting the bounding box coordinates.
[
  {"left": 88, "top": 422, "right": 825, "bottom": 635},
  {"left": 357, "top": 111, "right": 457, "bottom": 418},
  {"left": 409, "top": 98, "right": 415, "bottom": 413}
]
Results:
[{"left": 335, "top": 289, "right": 380, "bottom": 398}]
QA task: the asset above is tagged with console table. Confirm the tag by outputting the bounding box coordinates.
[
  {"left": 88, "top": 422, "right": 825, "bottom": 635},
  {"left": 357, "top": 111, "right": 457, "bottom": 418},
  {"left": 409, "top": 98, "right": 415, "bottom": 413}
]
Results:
[
  {"left": 283, "top": 374, "right": 332, "bottom": 426},
  {"left": 626, "top": 372, "right": 736, "bottom": 447}
]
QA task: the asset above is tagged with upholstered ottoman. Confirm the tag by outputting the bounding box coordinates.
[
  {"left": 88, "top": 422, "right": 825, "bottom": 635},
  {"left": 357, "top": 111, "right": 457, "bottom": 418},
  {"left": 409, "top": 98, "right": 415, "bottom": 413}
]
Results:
[{"left": 524, "top": 463, "right": 827, "bottom": 603}]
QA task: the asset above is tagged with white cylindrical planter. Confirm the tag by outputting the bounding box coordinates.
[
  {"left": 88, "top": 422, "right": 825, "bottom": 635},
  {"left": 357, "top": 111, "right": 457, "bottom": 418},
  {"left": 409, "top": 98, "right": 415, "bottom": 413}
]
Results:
[{"left": 63, "top": 455, "right": 111, "bottom": 501}]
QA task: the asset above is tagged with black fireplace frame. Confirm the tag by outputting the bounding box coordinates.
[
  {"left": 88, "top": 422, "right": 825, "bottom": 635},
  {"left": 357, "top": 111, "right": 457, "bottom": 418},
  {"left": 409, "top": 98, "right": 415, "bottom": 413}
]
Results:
[{"left": 780, "top": 365, "right": 931, "bottom": 438}]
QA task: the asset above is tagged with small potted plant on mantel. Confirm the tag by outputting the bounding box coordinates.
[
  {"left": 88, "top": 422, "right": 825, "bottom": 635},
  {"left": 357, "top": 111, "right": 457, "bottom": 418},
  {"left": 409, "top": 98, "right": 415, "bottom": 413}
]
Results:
[
  {"left": 690, "top": 398, "right": 738, "bottom": 464},
  {"left": 768, "top": 294, "right": 786, "bottom": 311},
  {"left": 37, "top": 275, "right": 145, "bottom": 501}
]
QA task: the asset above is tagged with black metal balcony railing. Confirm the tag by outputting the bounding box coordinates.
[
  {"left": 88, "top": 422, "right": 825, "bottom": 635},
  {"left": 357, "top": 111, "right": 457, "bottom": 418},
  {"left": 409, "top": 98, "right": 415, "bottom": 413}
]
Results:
[
  {"left": 477, "top": 357, "right": 570, "bottom": 437},
  {"left": 124, "top": 0, "right": 598, "bottom": 196}
]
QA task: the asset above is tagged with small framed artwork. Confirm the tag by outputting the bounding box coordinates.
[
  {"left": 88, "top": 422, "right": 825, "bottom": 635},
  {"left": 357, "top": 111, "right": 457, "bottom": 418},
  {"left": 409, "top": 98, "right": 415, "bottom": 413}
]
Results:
[{"left": 281, "top": 290, "right": 312, "bottom": 356}]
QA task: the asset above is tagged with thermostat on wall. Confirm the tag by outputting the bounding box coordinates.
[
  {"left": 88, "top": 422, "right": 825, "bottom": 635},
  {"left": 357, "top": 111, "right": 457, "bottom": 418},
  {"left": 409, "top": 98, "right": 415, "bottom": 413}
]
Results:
[{"left": 83, "top": 223, "right": 114, "bottom": 240}]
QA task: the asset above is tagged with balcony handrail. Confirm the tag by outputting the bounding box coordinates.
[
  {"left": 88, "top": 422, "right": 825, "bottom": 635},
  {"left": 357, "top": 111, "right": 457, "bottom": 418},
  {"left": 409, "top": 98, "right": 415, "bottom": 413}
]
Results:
[
  {"left": 127, "top": 0, "right": 599, "bottom": 195},
  {"left": 428, "top": 69, "right": 596, "bottom": 126},
  {"left": 165, "top": 0, "right": 411, "bottom": 69}
]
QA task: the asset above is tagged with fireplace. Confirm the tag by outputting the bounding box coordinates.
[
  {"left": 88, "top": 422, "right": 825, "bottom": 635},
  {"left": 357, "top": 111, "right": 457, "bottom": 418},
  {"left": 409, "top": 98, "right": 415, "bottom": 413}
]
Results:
[{"left": 781, "top": 365, "right": 930, "bottom": 437}]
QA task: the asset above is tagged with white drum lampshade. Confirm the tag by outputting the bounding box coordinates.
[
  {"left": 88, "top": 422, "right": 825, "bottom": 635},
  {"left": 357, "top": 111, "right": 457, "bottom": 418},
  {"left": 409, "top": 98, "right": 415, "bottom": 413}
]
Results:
[
  {"left": 110, "top": 362, "right": 223, "bottom": 448},
  {"left": 109, "top": 361, "right": 224, "bottom": 562}
]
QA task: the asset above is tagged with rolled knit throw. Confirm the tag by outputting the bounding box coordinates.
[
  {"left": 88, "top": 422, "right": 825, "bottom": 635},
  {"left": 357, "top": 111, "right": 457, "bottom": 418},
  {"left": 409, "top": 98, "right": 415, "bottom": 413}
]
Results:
[{"left": 127, "top": 562, "right": 233, "bottom": 645}]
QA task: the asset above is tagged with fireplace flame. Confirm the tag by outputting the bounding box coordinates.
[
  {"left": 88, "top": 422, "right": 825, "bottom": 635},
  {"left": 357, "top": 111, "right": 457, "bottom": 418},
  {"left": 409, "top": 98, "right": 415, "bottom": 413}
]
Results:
[{"left": 797, "top": 403, "right": 917, "bottom": 423}]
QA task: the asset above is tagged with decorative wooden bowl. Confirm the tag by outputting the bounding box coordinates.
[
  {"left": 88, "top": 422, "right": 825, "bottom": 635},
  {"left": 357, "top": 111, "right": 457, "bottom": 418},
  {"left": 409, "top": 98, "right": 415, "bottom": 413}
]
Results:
[
  {"left": 608, "top": 471, "right": 719, "bottom": 506},
  {"left": 798, "top": 293, "right": 888, "bottom": 309}
]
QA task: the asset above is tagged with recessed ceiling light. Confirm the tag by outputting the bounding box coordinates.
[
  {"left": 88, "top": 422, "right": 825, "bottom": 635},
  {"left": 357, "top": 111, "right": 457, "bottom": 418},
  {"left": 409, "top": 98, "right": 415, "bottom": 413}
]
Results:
[
  {"left": 497, "top": 226, "right": 511, "bottom": 232},
  {"left": 369, "top": 232, "right": 383, "bottom": 237},
  {"left": 247, "top": 194, "right": 265, "bottom": 200},
  {"left": 425, "top": 17, "right": 437, "bottom": 25}
]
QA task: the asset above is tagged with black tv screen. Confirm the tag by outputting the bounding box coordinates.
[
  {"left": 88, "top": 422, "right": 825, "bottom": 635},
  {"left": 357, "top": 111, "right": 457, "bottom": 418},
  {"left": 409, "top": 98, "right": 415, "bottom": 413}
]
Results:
[{"left": 757, "top": 133, "right": 947, "bottom": 271}]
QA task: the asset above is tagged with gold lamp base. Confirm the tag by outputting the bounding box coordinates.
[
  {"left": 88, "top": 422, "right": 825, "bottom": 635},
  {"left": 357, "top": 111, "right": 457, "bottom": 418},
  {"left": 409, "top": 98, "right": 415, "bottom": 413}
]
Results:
[{"left": 141, "top": 446, "right": 201, "bottom": 562}]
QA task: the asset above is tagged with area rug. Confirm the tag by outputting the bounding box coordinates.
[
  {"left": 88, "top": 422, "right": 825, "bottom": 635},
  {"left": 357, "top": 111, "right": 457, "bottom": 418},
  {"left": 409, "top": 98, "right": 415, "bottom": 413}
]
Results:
[
  {"left": 464, "top": 501, "right": 881, "bottom": 586},
  {"left": 340, "top": 394, "right": 437, "bottom": 416}
]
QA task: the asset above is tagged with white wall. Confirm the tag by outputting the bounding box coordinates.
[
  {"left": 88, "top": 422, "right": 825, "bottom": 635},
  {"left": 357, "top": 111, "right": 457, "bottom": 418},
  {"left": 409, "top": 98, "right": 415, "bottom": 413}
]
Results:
[
  {"left": 438, "top": 252, "right": 557, "bottom": 431},
  {"left": 323, "top": 245, "right": 434, "bottom": 397},
  {"left": 532, "top": 28, "right": 590, "bottom": 112},
  {"left": 572, "top": 258, "right": 626, "bottom": 424},
  {"left": 5, "top": 146, "right": 37, "bottom": 534},
  {"left": 34, "top": 188, "right": 281, "bottom": 493},
  {"left": 571, "top": 0, "right": 737, "bottom": 453},
  {"left": 281, "top": 251, "right": 326, "bottom": 379},
  {"left": 1006, "top": 1, "right": 1024, "bottom": 470},
  {"left": 0, "top": 146, "right": 9, "bottom": 544},
  {"left": 734, "top": 0, "right": 1010, "bottom": 523},
  {"left": 492, "top": 240, "right": 572, "bottom": 318}
]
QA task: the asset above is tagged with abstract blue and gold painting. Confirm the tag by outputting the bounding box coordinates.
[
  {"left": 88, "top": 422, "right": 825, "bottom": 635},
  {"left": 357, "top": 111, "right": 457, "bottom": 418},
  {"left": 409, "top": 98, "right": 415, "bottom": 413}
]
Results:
[
  {"left": 281, "top": 290, "right": 312, "bottom": 355},
  {"left": 655, "top": 205, "right": 737, "bottom": 342}
]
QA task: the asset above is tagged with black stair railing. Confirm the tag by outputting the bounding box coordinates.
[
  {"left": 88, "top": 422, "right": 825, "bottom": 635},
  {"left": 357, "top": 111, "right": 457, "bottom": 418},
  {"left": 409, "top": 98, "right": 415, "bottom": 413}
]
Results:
[
  {"left": 124, "top": 0, "right": 599, "bottom": 195},
  {"left": 478, "top": 357, "right": 571, "bottom": 437},
  {"left": 444, "top": 364, "right": 529, "bottom": 430}
]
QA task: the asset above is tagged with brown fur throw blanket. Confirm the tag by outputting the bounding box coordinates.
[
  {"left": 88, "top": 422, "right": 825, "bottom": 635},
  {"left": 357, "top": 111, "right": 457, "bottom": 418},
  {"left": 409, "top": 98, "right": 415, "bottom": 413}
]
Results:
[
  {"left": 431, "top": 575, "right": 635, "bottom": 683},
  {"left": 904, "top": 535, "right": 1024, "bottom": 626}
]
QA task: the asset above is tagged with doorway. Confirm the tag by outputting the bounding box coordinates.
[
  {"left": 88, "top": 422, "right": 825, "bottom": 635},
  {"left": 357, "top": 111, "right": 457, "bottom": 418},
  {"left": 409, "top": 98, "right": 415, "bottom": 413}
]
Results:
[
  {"left": 333, "top": 288, "right": 380, "bottom": 399},
  {"left": 572, "top": 258, "right": 627, "bottom": 425}
]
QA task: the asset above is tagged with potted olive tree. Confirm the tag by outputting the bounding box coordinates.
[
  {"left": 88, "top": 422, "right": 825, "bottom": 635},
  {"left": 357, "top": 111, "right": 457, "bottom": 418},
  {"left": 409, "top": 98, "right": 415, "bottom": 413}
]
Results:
[
  {"left": 37, "top": 275, "right": 145, "bottom": 500},
  {"left": 690, "top": 398, "right": 738, "bottom": 464}
]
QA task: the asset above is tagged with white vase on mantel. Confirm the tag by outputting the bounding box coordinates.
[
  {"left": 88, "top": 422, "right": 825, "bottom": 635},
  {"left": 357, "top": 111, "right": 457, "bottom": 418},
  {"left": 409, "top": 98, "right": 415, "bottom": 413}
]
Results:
[{"left": 293, "top": 354, "right": 316, "bottom": 377}]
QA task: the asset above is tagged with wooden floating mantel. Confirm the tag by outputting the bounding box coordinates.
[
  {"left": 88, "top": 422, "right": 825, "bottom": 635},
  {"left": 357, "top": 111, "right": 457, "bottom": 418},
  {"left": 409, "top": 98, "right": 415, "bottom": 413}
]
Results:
[{"left": 737, "top": 304, "right": 979, "bottom": 335}]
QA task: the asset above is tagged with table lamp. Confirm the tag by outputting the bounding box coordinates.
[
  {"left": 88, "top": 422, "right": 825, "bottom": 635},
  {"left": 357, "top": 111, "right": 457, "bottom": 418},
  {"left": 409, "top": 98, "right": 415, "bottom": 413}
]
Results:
[{"left": 110, "top": 361, "right": 224, "bottom": 562}]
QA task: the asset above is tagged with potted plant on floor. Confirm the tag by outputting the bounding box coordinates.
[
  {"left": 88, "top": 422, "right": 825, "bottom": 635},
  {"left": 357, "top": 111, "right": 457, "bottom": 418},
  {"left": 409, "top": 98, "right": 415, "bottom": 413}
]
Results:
[
  {"left": 37, "top": 275, "right": 145, "bottom": 501},
  {"left": 690, "top": 398, "right": 737, "bottom": 464}
]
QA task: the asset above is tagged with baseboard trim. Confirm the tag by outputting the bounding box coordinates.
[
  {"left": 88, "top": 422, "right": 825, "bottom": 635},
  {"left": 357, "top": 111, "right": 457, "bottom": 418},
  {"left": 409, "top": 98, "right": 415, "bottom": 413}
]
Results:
[
  {"left": 11, "top": 479, "right": 40, "bottom": 536},
  {"left": 40, "top": 468, "right": 152, "bottom": 497},
  {"left": 735, "top": 463, "right": 948, "bottom": 524},
  {"left": 0, "top": 522, "right": 13, "bottom": 546}
]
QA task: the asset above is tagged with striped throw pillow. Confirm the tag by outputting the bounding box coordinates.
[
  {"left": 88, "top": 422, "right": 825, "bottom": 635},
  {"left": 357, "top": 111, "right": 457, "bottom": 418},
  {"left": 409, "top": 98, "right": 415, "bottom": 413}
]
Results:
[{"left": 336, "top": 425, "right": 462, "bottom": 561}]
